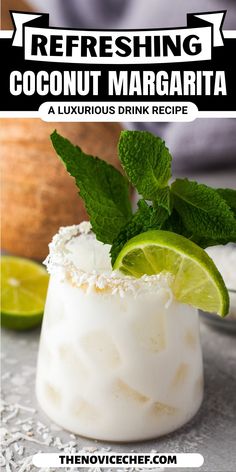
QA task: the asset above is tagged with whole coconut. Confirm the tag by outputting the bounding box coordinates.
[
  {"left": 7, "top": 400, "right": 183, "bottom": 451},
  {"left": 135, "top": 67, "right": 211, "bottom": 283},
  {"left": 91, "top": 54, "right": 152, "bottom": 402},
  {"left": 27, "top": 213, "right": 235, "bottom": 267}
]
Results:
[{"left": 0, "top": 119, "right": 122, "bottom": 261}]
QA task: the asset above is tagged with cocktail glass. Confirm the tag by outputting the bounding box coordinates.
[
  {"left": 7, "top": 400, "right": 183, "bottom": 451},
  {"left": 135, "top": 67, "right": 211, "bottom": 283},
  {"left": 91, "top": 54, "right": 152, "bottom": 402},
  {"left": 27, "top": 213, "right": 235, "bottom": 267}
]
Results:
[{"left": 36, "top": 223, "right": 203, "bottom": 441}]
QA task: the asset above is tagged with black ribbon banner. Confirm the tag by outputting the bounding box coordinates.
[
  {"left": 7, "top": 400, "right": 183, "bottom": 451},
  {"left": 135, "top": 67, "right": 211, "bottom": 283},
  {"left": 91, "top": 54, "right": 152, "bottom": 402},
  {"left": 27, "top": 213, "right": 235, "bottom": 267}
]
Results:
[{"left": 0, "top": 10, "right": 235, "bottom": 121}]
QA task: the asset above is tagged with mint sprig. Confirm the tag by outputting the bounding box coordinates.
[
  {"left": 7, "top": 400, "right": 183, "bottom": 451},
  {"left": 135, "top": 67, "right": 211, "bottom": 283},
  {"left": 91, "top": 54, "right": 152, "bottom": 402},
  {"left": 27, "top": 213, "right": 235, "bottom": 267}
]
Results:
[
  {"left": 51, "top": 130, "right": 236, "bottom": 265},
  {"left": 51, "top": 131, "right": 132, "bottom": 244}
]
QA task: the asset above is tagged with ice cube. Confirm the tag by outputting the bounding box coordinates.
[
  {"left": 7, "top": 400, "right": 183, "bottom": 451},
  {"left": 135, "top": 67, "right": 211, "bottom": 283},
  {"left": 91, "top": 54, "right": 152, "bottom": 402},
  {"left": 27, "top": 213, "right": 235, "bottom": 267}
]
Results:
[
  {"left": 113, "top": 379, "right": 149, "bottom": 404},
  {"left": 184, "top": 330, "right": 197, "bottom": 349},
  {"left": 132, "top": 311, "right": 166, "bottom": 352},
  {"left": 151, "top": 401, "right": 177, "bottom": 416},
  {"left": 58, "top": 344, "right": 87, "bottom": 381},
  {"left": 66, "top": 232, "right": 111, "bottom": 273},
  {"left": 71, "top": 398, "right": 98, "bottom": 421},
  {"left": 80, "top": 331, "right": 121, "bottom": 368},
  {"left": 44, "top": 383, "right": 61, "bottom": 406},
  {"left": 171, "top": 363, "right": 189, "bottom": 388}
]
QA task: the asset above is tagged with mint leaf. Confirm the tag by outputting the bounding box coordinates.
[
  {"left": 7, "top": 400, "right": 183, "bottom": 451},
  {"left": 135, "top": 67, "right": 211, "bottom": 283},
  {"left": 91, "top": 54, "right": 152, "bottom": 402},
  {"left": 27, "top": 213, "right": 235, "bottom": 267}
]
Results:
[
  {"left": 154, "top": 187, "right": 172, "bottom": 214},
  {"left": 111, "top": 200, "right": 152, "bottom": 265},
  {"left": 192, "top": 234, "right": 236, "bottom": 248},
  {"left": 217, "top": 188, "right": 236, "bottom": 218},
  {"left": 150, "top": 201, "right": 170, "bottom": 229},
  {"left": 163, "top": 208, "right": 236, "bottom": 248},
  {"left": 119, "top": 131, "right": 172, "bottom": 202},
  {"left": 162, "top": 209, "right": 192, "bottom": 238},
  {"left": 51, "top": 131, "right": 132, "bottom": 244},
  {"left": 111, "top": 200, "right": 169, "bottom": 265},
  {"left": 171, "top": 179, "right": 236, "bottom": 243}
]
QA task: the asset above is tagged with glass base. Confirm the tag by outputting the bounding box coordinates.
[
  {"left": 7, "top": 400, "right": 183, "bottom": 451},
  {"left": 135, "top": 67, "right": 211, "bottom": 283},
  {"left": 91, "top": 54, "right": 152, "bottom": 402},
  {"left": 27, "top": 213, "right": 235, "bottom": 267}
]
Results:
[{"left": 36, "top": 384, "right": 203, "bottom": 441}]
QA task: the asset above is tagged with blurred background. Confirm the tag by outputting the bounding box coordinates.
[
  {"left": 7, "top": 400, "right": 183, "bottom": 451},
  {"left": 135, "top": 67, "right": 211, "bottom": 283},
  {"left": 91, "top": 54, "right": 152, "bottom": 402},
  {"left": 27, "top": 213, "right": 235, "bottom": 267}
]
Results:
[{"left": 1, "top": 0, "right": 236, "bottom": 261}]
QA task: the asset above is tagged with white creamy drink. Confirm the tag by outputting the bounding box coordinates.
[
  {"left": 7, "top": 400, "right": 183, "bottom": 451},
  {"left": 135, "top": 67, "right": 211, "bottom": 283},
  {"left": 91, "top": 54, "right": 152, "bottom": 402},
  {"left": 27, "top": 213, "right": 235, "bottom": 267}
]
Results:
[{"left": 36, "top": 222, "right": 203, "bottom": 441}]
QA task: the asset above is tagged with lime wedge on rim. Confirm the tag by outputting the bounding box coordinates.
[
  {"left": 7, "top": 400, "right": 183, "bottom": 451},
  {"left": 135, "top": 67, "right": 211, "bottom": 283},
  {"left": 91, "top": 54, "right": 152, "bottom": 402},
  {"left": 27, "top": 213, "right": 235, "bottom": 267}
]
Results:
[
  {"left": 1, "top": 256, "right": 49, "bottom": 330},
  {"left": 113, "top": 230, "right": 229, "bottom": 317}
]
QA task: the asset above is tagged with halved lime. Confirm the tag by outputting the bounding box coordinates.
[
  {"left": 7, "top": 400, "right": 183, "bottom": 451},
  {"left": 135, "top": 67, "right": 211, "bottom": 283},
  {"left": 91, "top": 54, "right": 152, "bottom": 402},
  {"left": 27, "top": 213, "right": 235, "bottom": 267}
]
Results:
[
  {"left": 1, "top": 256, "right": 49, "bottom": 330},
  {"left": 114, "top": 231, "right": 229, "bottom": 317}
]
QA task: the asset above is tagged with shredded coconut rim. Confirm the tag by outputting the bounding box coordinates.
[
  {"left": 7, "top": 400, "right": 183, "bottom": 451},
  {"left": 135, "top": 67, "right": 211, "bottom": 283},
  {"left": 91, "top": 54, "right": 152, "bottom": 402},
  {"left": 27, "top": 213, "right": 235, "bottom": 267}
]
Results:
[{"left": 44, "top": 223, "right": 173, "bottom": 298}]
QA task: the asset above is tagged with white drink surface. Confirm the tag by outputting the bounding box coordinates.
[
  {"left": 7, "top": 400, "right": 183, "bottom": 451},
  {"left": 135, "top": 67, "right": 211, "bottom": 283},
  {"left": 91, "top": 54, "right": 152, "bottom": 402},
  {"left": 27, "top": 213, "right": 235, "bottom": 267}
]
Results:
[{"left": 36, "top": 223, "right": 203, "bottom": 441}]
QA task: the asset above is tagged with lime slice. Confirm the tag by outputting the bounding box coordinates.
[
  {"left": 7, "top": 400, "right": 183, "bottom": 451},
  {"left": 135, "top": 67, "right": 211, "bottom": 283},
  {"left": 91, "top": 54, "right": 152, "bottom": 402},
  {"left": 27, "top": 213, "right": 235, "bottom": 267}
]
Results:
[
  {"left": 114, "top": 231, "right": 229, "bottom": 317},
  {"left": 1, "top": 256, "right": 49, "bottom": 330}
]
